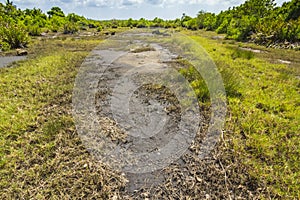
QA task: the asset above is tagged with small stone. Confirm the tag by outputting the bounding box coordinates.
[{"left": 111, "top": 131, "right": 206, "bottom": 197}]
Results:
[
  {"left": 212, "top": 36, "right": 225, "bottom": 40},
  {"left": 111, "top": 196, "right": 118, "bottom": 200},
  {"left": 16, "top": 49, "right": 28, "bottom": 56},
  {"left": 278, "top": 59, "right": 291, "bottom": 64},
  {"left": 196, "top": 176, "right": 202, "bottom": 182}
]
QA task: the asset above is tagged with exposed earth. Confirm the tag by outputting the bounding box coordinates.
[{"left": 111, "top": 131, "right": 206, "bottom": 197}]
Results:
[
  {"left": 0, "top": 55, "right": 26, "bottom": 68},
  {"left": 72, "top": 30, "right": 264, "bottom": 199}
]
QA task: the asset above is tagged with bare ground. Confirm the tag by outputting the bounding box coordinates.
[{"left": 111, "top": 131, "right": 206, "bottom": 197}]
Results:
[{"left": 75, "top": 33, "right": 265, "bottom": 199}]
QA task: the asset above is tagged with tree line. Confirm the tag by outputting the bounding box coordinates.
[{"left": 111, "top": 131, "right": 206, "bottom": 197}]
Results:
[
  {"left": 0, "top": 0, "right": 299, "bottom": 51},
  {"left": 183, "top": 0, "right": 300, "bottom": 45}
]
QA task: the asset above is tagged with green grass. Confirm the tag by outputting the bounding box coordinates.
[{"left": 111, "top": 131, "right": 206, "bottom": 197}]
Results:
[
  {"left": 188, "top": 32, "right": 300, "bottom": 199},
  {"left": 0, "top": 36, "right": 126, "bottom": 199}
]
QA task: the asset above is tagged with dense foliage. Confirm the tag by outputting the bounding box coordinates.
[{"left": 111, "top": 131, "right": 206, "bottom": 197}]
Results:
[
  {"left": 0, "top": 1, "right": 101, "bottom": 50},
  {"left": 186, "top": 0, "right": 300, "bottom": 45},
  {"left": 0, "top": 0, "right": 300, "bottom": 51}
]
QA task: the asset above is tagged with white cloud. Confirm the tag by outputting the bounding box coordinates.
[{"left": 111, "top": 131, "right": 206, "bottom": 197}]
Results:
[
  {"left": 0, "top": 0, "right": 288, "bottom": 20},
  {"left": 10, "top": 0, "right": 39, "bottom": 6},
  {"left": 47, "top": 0, "right": 246, "bottom": 8}
]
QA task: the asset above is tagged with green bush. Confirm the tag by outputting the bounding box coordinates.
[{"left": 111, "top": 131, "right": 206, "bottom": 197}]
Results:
[
  {"left": 97, "top": 25, "right": 103, "bottom": 32},
  {"left": 226, "top": 16, "right": 255, "bottom": 41},
  {"left": 28, "top": 25, "right": 42, "bottom": 36},
  {"left": 185, "top": 18, "right": 198, "bottom": 30},
  {"left": 48, "top": 16, "right": 65, "bottom": 33},
  {"left": 216, "top": 19, "right": 229, "bottom": 34},
  {"left": 0, "top": 41, "right": 11, "bottom": 51},
  {"left": 63, "top": 22, "right": 78, "bottom": 34},
  {"left": 0, "top": 22, "right": 29, "bottom": 48},
  {"left": 49, "top": 24, "right": 59, "bottom": 32}
]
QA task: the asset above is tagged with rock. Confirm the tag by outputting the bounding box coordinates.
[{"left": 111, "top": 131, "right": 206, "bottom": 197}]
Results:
[
  {"left": 16, "top": 49, "right": 28, "bottom": 56},
  {"left": 111, "top": 196, "right": 118, "bottom": 200},
  {"left": 152, "top": 30, "right": 170, "bottom": 36},
  {"left": 212, "top": 35, "right": 225, "bottom": 40},
  {"left": 278, "top": 59, "right": 291, "bottom": 64},
  {"left": 239, "top": 47, "right": 263, "bottom": 53}
]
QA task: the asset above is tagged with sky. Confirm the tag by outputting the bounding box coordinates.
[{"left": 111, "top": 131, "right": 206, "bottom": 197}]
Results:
[{"left": 1, "top": 0, "right": 288, "bottom": 20}]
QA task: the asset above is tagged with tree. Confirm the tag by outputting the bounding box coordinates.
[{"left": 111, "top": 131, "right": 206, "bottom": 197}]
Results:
[
  {"left": 197, "top": 11, "right": 216, "bottom": 30},
  {"left": 279, "top": 0, "right": 300, "bottom": 21},
  {"left": 137, "top": 18, "right": 148, "bottom": 28},
  {"left": 181, "top": 13, "right": 192, "bottom": 28},
  {"left": 47, "top": 7, "right": 65, "bottom": 18}
]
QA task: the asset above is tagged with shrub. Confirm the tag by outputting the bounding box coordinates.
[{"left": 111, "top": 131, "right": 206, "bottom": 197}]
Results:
[
  {"left": 226, "top": 16, "right": 255, "bottom": 41},
  {"left": 0, "top": 22, "right": 29, "bottom": 48},
  {"left": 28, "top": 25, "right": 42, "bottom": 36},
  {"left": 49, "top": 24, "right": 59, "bottom": 32},
  {"left": 48, "top": 16, "right": 65, "bottom": 32},
  {"left": 216, "top": 19, "right": 229, "bottom": 34},
  {"left": 0, "top": 41, "right": 11, "bottom": 51},
  {"left": 63, "top": 22, "right": 78, "bottom": 34},
  {"left": 96, "top": 25, "right": 103, "bottom": 32}
]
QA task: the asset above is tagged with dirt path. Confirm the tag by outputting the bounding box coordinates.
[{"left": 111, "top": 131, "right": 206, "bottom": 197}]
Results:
[
  {"left": 0, "top": 56, "right": 26, "bottom": 68},
  {"left": 73, "top": 30, "right": 261, "bottom": 199}
]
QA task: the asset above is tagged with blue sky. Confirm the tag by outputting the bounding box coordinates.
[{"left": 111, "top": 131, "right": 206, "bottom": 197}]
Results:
[{"left": 1, "top": 0, "right": 288, "bottom": 20}]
